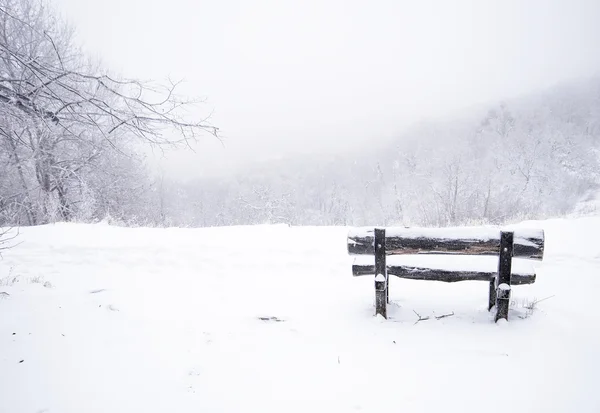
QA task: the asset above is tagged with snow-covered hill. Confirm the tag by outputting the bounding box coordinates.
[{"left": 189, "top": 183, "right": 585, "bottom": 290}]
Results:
[{"left": 1, "top": 218, "right": 599, "bottom": 413}]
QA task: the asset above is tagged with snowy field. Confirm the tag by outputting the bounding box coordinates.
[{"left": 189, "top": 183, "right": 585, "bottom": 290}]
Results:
[{"left": 1, "top": 218, "right": 600, "bottom": 413}]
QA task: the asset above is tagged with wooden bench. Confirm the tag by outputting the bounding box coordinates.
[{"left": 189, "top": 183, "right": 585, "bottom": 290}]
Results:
[{"left": 347, "top": 226, "right": 545, "bottom": 321}]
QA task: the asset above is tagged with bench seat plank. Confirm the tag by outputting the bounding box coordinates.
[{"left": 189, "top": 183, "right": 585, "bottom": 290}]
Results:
[{"left": 351, "top": 255, "right": 537, "bottom": 285}]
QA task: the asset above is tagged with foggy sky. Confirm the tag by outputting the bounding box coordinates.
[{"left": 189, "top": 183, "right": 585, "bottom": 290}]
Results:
[{"left": 52, "top": 0, "right": 600, "bottom": 178}]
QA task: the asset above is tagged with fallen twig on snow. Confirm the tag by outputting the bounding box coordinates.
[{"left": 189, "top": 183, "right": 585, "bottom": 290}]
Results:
[
  {"left": 258, "top": 316, "right": 285, "bottom": 323},
  {"left": 413, "top": 310, "right": 430, "bottom": 324},
  {"left": 518, "top": 295, "right": 555, "bottom": 319},
  {"left": 435, "top": 311, "right": 455, "bottom": 320},
  {"left": 529, "top": 295, "right": 555, "bottom": 307}
]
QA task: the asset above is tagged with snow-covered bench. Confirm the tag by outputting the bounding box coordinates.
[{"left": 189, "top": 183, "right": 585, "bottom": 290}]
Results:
[{"left": 347, "top": 226, "right": 545, "bottom": 322}]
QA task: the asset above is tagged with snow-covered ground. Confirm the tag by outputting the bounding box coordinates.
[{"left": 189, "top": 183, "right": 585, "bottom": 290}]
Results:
[{"left": 1, "top": 218, "right": 599, "bottom": 413}]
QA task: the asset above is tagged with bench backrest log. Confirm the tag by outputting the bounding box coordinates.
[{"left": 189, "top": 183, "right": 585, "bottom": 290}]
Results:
[
  {"left": 348, "top": 227, "right": 544, "bottom": 259},
  {"left": 347, "top": 226, "right": 545, "bottom": 321}
]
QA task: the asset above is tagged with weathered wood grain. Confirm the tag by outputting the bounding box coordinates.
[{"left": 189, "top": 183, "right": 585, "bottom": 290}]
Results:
[
  {"left": 347, "top": 227, "right": 544, "bottom": 260},
  {"left": 495, "top": 231, "right": 514, "bottom": 321},
  {"left": 352, "top": 264, "right": 535, "bottom": 285},
  {"left": 374, "top": 228, "right": 387, "bottom": 319}
]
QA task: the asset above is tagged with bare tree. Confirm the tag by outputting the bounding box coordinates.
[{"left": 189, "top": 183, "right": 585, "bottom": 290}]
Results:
[{"left": 0, "top": 0, "right": 217, "bottom": 144}]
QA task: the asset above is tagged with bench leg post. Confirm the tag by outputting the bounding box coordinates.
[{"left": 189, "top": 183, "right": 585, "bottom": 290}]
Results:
[
  {"left": 488, "top": 278, "right": 496, "bottom": 311},
  {"left": 386, "top": 277, "right": 390, "bottom": 304},
  {"left": 495, "top": 231, "right": 514, "bottom": 322},
  {"left": 374, "top": 228, "right": 387, "bottom": 319},
  {"left": 375, "top": 280, "right": 387, "bottom": 319}
]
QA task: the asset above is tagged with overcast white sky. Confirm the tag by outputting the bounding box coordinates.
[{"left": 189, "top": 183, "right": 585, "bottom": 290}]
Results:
[{"left": 51, "top": 0, "right": 600, "bottom": 178}]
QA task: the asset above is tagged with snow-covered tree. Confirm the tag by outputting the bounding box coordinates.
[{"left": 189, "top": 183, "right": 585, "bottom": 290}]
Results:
[{"left": 0, "top": 0, "right": 217, "bottom": 227}]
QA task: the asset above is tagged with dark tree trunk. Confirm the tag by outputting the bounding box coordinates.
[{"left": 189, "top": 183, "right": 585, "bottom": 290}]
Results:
[{"left": 55, "top": 182, "right": 72, "bottom": 221}]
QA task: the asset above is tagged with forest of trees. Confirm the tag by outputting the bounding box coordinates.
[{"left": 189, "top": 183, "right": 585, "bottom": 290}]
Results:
[{"left": 1, "top": 0, "right": 599, "bottom": 230}]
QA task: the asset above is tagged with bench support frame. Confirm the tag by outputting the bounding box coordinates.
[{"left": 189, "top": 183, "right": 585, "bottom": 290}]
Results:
[
  {"left": 374, "top": 228, "right": 388, "bottom": 318},
  {"left": 494, "top": 231, "right": 514, "bottom": 321},
  {"left": 372, "top": 229, "right": 516, "bottom": 322}
]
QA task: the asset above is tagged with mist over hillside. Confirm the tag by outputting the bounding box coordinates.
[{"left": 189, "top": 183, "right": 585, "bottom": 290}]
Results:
[{"left": 147, "top": 77, "right": 600, "bottom": 228}]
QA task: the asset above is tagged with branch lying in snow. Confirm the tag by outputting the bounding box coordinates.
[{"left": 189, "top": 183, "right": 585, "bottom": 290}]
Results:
[
  {"left": 435, "top": 312, "right": 455, "bottom": 320},
  {"left": 257, "top": 316, "right": 285, "bottom": 323},
  {"left": 517, "top": 295, "right": 556, "bottom": 312},
  {"left": 413, "top": 310, "right": 430, "bottom": 324},
  {"left": 528, "top": 295, "right": 555, "bottom": 307},
  {"left": 413, "top": 310, "right": 455, "bottom": 324},
  {"left": 517, "top": 295, "right": 556, "bottom": 319}
]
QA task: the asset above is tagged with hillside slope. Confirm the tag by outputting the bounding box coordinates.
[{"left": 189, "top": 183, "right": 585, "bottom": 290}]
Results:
[{"left": 0, "top": 219, "right": 599, "bottom": 412}]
